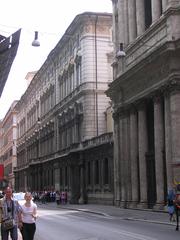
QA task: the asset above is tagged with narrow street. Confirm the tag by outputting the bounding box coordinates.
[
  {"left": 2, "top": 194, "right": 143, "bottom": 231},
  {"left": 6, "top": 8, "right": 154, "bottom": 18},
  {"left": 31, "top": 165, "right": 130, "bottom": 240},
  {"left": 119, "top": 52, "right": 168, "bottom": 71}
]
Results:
[{"left": 32, "top": 204, "right": 180, "bottom": 240}]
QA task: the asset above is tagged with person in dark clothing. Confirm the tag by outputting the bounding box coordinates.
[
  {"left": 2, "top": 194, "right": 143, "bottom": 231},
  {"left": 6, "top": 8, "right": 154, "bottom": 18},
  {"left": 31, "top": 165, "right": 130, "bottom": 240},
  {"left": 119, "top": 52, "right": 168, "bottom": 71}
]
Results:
[
  {"left": 0, "top": 187, "right": 21, "bottom": 240},
  {"left": 167, "top": 189, "right": 175, "bottom": 222}
]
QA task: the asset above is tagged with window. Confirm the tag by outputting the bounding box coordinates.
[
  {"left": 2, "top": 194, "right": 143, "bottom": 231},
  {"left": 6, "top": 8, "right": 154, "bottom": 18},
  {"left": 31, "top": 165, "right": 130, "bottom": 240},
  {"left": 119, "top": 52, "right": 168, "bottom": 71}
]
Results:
[
  {"left": 9, "top": 148, "right": 12, "bottom": 157},
  {"left": 144, "top": 0, "right": 152, "bottom": 29},
  {"left": 76, "top": 34, "right": 80, "bottom": 48},
  {"left": 76, "top": 62, "right": 81, "bottom": 86}
]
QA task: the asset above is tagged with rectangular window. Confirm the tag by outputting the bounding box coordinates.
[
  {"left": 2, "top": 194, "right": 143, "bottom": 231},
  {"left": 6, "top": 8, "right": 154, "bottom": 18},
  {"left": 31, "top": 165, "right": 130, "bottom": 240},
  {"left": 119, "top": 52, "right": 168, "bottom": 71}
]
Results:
[{"left": 144, "top": 0, "right": 152, "bottom": 29}]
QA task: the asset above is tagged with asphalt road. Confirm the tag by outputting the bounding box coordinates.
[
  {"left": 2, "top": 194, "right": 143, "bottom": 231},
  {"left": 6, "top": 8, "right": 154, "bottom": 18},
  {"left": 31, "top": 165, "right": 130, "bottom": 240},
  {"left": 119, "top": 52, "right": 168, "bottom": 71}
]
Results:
[{"left": 34, "top": 205, "right": 180, "bottom": 240}]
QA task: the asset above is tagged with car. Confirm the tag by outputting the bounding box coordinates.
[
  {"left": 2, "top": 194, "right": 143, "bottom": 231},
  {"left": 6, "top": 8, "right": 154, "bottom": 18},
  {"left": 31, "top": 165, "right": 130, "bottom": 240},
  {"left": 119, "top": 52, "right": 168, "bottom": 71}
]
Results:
[
  {"left": 13, "top": 192, "right": 26, "bottom": 206},
  {"left": 0, "top": 191, "right": 4, "bottom": 199}
]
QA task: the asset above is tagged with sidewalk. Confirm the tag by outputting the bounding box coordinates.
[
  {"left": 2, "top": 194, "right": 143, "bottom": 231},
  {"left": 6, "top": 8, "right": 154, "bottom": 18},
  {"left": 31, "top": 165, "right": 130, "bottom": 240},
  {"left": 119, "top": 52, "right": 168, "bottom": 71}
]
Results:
[{"left": 55, "top": 203, "right": 177, "bottom": 227}]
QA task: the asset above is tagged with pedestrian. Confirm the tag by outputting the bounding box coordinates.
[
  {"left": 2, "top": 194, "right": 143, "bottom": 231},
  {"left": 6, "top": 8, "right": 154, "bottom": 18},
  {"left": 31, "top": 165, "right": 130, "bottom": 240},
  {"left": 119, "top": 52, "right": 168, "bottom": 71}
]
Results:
[
  {"left": 167, "top": 189, "right": 176, "bottom": 222},
  {"left": 174, "top": 183, "right": 180, "bottom": 231},
  {"left": 19, "top": 192, "right": 37, "bottom": 240},
  {"left": 61, "top": 191, "right": 66, "bottom": 204},
  {"left": 55, "top": 191, "right": 61, "bottom": 205},
  {"left": 0, "top": 186, "right": 21, "bottom": 240}
]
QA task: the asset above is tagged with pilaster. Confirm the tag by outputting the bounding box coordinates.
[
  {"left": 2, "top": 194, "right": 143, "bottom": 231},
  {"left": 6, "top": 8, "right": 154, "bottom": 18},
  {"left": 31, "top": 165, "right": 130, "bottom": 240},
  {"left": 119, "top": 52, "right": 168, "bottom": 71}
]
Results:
[
  {"left": 164, "top": 91, "right": 173, "bottom": 190},
  {"left": 128, "top": 0, "right": 137, "bottom": 42},
  {"left": 129, "top": 107, "right": 139, "bottom": 208},
  {"left": 153, "top": 96, "right": 165, "bottom": 210},
  {"left": 113, "top": 118, "right": 121, "bottom": 206},
  {"left": 151, "top": 0, "right": 162, "bottom": 23},
  {"left": 137, "top": 102, "right": 148, "bottom": 208},
  {"left": 136, "top": 0, "right": 145, "bottom": 36}
]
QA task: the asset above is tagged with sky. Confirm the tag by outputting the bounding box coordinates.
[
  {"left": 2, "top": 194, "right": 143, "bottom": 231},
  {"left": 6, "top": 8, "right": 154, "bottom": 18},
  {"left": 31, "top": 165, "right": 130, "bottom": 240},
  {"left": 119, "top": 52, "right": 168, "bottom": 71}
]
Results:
[{"left": 0, "top": 0, "right": 112, "bottom": 120}]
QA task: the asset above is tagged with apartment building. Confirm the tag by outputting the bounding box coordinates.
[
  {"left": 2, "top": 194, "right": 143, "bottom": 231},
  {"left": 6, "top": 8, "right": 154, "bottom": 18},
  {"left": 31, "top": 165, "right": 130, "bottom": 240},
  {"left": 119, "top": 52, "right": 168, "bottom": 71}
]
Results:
[
  {"left": 15, "top": 12, "right": 114, "bottom": 204},
  {"left": 107, "top": 0, "right": 180, "bottom": 209},
  {"left": 0, "top": 101, "right": 18, "bottom": 188}
]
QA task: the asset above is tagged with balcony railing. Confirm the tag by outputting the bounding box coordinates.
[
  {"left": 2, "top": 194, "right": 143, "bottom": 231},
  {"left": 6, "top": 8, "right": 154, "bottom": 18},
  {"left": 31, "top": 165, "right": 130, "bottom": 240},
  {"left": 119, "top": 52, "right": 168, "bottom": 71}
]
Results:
[{"left": 15, "top": 132, "right": 113, "bottom": 170}]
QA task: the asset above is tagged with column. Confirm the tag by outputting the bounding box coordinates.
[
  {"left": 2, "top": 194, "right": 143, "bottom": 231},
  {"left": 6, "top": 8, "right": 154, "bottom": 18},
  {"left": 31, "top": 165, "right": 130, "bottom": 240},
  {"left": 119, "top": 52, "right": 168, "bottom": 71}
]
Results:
[
  {"left": 24, "top": 172, "right": 27, "bottom": 192},
  {"left": 113, "top": 116, "right": 121, "bottom": 206},
  {"left": 54, "top": 163, "right": 60, "bottom": 191},
  {"left": 136, "top": 0, "right": 145, "bottom": 36},
  {"left": 124, "top": 0, "right": 129, "bottom": 44},
  {"left": 112, "top": 0, "right": 117, "bottom": 47},
  {"left": 130, "top": 108, "right": 139, "bottom": 207},
  {"left": 164, "top": 91, "right": 173, "bottom": 190},
  {"left": 162, "top": 0, "right": 168, "bottom": 12},
  {"left": 79, "top": 160, "right": 85, "bottom": 204},
  {"left": 124, "top": 115, "right": 131, "bottom": 206},
  {"left": 118, "top": 0, "right": 125, "bottom": 44},
  {"left": 154, "top": 97, "right": 165, "bottom": 209},
  {"left": 138, "top": 102, "right": 148, "bottom": 207},
  {"left": 151, "top": 0, "right": 162, "bottom": 23},
  {"left": 119, "top": 116, "right": 126, "bottom": 207},
  {"left": 169, "top": 90, "right": 180, "bottom": 178},
  {"left": 128, "top": 0, "right": 137, "bottom": 42}
]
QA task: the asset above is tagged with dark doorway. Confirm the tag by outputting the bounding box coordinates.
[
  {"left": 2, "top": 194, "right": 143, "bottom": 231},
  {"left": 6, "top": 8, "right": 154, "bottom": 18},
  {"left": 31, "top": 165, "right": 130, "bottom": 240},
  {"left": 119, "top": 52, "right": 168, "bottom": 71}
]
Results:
[
  {"left": 146, "top": 151, "right": 156, "bottom": 208},
  {"left": 146, "top": 100, "right": 156, "bottom": 208},
  {"left": 144, "top": 0, "right": 152, "bottom": 29}
]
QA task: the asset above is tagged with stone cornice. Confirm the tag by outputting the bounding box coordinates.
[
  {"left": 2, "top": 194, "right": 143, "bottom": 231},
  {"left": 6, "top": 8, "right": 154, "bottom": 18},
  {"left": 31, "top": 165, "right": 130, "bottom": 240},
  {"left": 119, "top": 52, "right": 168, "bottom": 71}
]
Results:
[
  {"left": 112, "top": 78, "right": 180, "bottom": 115},
  {"left": 107, "top": 40, "right": 180, "bottom": 102}
]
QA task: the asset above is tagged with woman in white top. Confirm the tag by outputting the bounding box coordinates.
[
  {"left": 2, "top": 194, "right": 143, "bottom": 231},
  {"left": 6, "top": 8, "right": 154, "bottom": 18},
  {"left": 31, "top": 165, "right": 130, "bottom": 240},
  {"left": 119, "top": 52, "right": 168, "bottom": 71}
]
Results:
[{"left": 19, "top": 192, "right": 37, "bottom": 240}]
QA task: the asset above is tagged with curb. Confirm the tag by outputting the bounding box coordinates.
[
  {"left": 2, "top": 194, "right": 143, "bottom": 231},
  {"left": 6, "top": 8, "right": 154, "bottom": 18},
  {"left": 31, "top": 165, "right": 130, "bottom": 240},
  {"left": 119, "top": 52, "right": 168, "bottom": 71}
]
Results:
[
  {"left": 38, "top": 203, "right": 175, "bottom": 227},
  {"left": 58, "top": 206, "right": 108, "bottom": 216},
  {"left": 125, "top": 217, "right": 176, "bottom": 226},
  {"left": 57, "top": 206, "right": 175, "bottom": 226}
]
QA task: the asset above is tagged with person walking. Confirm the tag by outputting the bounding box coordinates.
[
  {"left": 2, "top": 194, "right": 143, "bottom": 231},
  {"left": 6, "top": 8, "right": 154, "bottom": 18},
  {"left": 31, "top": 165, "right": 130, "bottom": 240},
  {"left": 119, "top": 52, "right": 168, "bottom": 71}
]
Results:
[
  {"left": 19, "top": 192, "right": 37, "bottom": 240},
  {"left": 55, "top": 191, "right": 61, "bottom": 205},
  {"left": 167, "top": 189, "right": 176, "bottom": 222},
  {"left": 0, "top": 186, "right": 21, "bottom": 240}
]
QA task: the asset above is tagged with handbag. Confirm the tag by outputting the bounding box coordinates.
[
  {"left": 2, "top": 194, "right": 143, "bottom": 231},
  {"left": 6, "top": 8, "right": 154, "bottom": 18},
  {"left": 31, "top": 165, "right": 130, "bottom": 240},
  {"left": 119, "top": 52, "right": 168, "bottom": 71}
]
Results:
[
  {"left": 2, "top": 218, "right": 15, "bottom": 230},
  {"left": 2, "top": 199, "right": 15, "bottom": 230}
]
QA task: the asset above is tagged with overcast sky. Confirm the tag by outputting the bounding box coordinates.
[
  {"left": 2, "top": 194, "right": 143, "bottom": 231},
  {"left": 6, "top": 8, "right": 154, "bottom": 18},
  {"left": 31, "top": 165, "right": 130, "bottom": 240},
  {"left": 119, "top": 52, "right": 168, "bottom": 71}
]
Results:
[{"left": 0, "top": 0, "right": 112, "bottom": 119}]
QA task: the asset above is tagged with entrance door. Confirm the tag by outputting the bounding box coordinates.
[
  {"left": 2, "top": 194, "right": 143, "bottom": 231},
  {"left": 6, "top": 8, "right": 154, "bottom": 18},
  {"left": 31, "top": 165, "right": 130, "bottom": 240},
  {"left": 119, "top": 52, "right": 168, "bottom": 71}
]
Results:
[{"left": 146, "top": 151, "right": 156, "bottom": 208}]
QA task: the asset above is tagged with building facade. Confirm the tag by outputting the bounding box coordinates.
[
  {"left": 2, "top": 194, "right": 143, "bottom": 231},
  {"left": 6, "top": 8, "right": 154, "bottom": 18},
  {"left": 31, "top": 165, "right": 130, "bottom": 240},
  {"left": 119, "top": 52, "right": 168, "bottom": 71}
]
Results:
[
  {"left": 15, "top": 12, "right": 114, "bottom": 204},
  {"left": 0, "top": 101, "right": 18, "bottom": 189},
  {"left": 107, "top": 0, "right": 180, "bottom": 209},
  {"left": 0, "top": 29, "right": 21, "bottom": 97}
]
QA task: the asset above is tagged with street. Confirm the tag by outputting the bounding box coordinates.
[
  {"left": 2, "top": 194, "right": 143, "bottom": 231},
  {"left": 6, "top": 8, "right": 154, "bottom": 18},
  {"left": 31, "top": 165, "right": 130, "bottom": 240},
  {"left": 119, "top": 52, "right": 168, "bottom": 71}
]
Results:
[{"left": 32, "top": 203, "right": 180, "bottom": 240}]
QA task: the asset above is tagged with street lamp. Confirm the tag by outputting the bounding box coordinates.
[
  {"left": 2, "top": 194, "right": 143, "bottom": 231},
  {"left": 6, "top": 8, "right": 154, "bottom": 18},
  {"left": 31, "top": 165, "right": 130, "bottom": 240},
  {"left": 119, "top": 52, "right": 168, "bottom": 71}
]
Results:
[
  {"left": 116, "top": 43, "right": 126, "bottom": 59},
  {"left": 32, "top": 31, "right": 40, "bottom": 47}
]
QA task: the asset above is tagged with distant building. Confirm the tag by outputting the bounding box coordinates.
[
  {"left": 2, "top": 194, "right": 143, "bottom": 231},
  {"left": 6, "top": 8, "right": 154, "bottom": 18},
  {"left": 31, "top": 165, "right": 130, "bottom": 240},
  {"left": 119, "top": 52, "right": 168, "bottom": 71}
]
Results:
[
  {"left": 0, "top": 101, "right": 18, "bottom": 189},
  {"left": 15, "top": 12, "right": 114, "bottom": 204},
  {"left": 25, "top": 71, "right": 37, "bottom": 87}
]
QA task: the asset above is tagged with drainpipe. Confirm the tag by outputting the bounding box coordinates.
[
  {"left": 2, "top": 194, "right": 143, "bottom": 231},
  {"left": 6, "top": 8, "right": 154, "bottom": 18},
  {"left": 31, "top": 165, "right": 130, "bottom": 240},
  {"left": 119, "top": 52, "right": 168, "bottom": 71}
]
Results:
[{"left": 95, "top": 15, "right": 98, "bottom": 136}]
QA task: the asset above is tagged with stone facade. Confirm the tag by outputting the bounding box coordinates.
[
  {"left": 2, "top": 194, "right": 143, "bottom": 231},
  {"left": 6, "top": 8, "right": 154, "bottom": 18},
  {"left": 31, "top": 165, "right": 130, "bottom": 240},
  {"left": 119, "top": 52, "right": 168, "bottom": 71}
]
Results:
[
  {"left": 0, "top": 101, "right": 18, "bottom": 189},
  {"left": 15, "top": 12, "right": 114, "bottom": 204},
  {"left": 107, "top": 0, "right": 180, "bottom": 209}
]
